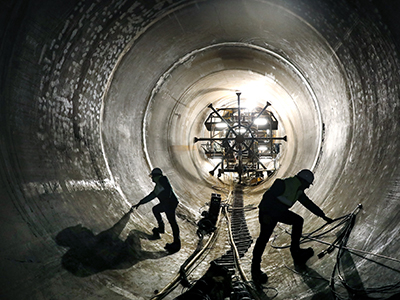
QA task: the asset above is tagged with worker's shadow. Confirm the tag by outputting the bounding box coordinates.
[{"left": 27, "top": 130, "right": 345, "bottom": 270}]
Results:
[
  {"left": 294, "top": 248, "right": 400, "bottom": 300},
  {"left": 55, "top": 209, "right": 169, "bottom": 277},
  {"left": 294, "top": 264, "right": 333, "bottom": 299}
]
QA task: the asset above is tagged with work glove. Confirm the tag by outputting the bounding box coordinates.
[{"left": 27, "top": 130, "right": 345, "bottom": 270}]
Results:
[
  {"left": 322, "top": 216, "right": 333, "bottom": 224},
  {"left": 132, "top": 203, "right": 141, "bottom": 210}
]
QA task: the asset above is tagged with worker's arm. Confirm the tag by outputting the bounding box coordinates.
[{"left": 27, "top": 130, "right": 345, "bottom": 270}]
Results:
[
  {"left": 298, "top": 194, "right": 333, "bottom": 223},
  {"left": 132, "top": 192, "right": 157, "bottom": 209}
]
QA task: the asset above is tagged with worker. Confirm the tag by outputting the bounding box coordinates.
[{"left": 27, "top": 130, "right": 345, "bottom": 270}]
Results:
[
  {"left": 251, "top": 169, "right": 333, "bottom": 285},
  {"left": 132, "top": 168, "right": 181, "bottom": 252}
]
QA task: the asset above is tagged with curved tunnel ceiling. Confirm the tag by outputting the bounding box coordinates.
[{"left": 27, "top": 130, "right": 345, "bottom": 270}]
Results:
[{"left": 1, "top": 0, "right": 400, "bottom": 299}]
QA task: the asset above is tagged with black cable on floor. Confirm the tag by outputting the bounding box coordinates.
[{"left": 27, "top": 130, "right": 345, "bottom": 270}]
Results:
[{"left": 270, "top": 204, "right": 400, "bottom": 299}]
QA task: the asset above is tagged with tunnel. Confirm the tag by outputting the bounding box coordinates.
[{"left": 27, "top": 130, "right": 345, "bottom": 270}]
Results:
[{"left": 1, "top": 0, "right": 400, "bottom": 299}]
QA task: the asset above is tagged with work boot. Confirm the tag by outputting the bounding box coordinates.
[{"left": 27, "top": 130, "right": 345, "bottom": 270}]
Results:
[
  {"left": 152, "top": 225, "right": 165, "bottom": 239},
  {"left": 157, "top": 224, "right": 165, "bottom": 233},
  {"left": 165, "top": 239, "right": 181, "bottom": 253},
  {"left": 251, "top": 266, "right": 268, "bottom": 285},
  {"left": 290, "top": 247, "right": 314, "bottom": 266}
]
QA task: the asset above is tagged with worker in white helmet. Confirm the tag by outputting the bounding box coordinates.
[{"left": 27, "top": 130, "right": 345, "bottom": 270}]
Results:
[
  {"left": 132, "top": 168, "right": 181, "bottom": 252},
  {"left": 251, "top": 169, "right": 333, "bottom": 285}
]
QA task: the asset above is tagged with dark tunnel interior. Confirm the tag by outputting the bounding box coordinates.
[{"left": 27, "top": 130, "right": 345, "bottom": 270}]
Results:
[{"left": 1, "top": 0, "right": 400, "bottom": 299}]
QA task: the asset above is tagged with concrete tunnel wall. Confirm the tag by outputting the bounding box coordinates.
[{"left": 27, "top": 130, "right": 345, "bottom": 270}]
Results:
[{"left": 1, "top": 0, "right": 400, "bottom": 299}]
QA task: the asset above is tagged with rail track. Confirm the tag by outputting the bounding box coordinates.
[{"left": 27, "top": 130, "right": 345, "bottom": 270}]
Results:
[{"left": 213, "top": 185, "right": 253, "bottom": 274}]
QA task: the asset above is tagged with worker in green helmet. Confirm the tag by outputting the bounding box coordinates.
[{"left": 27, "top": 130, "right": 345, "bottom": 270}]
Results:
[
  {"left": 132, "top": 168, "right": 181, "bottom": 253},
  {"left": 251, "top": 169, "right": 333, "bottom": 285}
]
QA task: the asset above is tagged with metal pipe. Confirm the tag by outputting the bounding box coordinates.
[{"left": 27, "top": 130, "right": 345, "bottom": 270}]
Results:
[{"left": 194, "top": 136, "right": 287, "bottom": 143}]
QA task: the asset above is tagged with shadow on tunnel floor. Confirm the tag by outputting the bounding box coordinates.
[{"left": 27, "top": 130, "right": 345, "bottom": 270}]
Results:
[
  {"left": 293, "top": 249, "right": 400, "bottom": 300},
  {"left": 294, "top": 264, "right": 333, "bottom": 300},
  {"left": 55, "top": 210, "right": 170, "bottom": 277}
]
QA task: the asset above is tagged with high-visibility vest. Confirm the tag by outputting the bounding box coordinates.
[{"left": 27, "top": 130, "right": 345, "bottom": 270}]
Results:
[{"left": 276, "top": 177, "right": 303, "bottom": 208}]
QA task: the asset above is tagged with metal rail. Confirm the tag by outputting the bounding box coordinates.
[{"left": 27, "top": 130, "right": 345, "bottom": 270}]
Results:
[
  {"left": 214, "top": 185, "right": 264, "bottom": 300},
  {"left": 213, "top": 185, "right": 253, "bottom": 272}
]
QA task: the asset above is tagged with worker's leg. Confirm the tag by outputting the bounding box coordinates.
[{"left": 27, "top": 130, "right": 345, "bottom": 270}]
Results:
[
  {"left": 279, "top": 210, "right": 313, "bottom": 264},
  {"left": 252, "top": 214, "right": 277, "bottom": 275},
  {"left": 164, "top": 204, "right": 181, "bottom": 252},
  {"left": 278, "top": 210, "right": 303, "bottom": 250},
  {"left": 152, "top": 203, "right": 165, "bottom": 233},
  {"left": 165, "top": 204, "right": 180, "bottom": 243}
]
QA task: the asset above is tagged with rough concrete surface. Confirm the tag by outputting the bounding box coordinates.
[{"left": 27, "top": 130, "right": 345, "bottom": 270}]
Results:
[{"left": 1, "top": 0, "right": 400, "bottom": 299}]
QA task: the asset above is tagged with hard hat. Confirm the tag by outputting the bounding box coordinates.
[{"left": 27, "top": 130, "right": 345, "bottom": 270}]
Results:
[
  {"left": 150, "top": 168, "right": 163, "bottom": 177},
  {"left": 297, "top": 169, "right": 314, "bottom": 184}
]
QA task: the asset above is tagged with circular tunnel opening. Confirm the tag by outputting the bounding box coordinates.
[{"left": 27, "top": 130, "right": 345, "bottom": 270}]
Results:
[
  {"left": 102, "top": 4, "right": 345, "bottom": 203},
  {"left": 140, "top": 42, "right": 324, "bottom": 187}
]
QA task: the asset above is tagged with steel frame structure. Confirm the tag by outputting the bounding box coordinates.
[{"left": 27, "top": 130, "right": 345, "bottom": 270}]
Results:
[{"left": 194, "top": 92, "right": 287, "bottom": 184}]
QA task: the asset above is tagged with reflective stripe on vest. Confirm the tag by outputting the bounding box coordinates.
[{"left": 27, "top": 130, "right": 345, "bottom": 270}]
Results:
[{"left": 277, "top": 177, "right": 303, "bottom": 207}]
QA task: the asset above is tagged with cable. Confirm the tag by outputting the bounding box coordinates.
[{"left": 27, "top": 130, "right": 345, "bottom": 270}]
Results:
[
  {"left": 151, "top": 191, "right": 231, "bottom": 300},
  {"left": 329, "top": 210, "right": 400, "bottom": 299},
  {"left": 270, "top": 204, "right": 400, "bottom": 299}
]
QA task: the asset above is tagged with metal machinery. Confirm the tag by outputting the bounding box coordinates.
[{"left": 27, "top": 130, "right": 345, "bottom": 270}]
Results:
[{"left": 194, "top": 92, "right": 287, "bottom": 184}]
